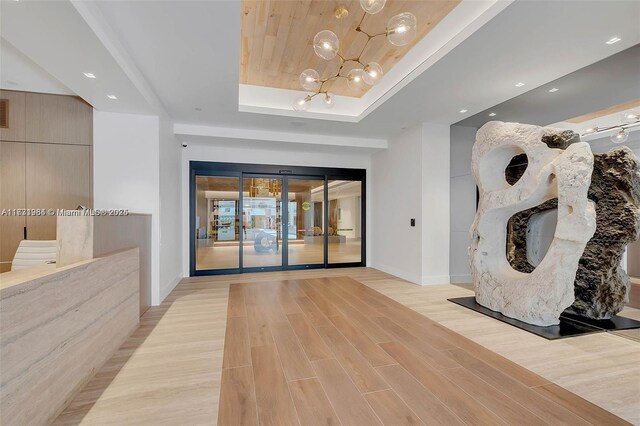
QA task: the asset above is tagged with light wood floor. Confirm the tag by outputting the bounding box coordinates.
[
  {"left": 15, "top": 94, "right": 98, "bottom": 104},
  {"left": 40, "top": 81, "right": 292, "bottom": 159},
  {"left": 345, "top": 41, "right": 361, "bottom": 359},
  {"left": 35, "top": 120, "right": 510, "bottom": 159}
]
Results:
[
  {"left": 218, "top": 276, "right": 630, "bottom": 426},
  {"left": 55, "top": 268, "right": 640, "bottom": 425}
]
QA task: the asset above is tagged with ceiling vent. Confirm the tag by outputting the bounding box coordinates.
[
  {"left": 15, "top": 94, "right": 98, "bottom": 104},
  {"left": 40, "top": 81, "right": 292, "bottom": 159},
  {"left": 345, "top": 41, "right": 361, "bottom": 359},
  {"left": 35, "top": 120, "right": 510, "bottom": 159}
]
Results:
[{"left": 0, "top": 99, "right": 8, "bottom": 128}]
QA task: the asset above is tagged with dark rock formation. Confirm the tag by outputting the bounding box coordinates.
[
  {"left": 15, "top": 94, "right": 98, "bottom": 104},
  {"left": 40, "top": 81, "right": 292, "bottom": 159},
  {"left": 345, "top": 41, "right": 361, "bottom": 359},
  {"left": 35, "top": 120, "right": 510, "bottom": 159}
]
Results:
[
  {"left": 541, "top": 128, "right": 581, "bottom": 149},
  {"left": 506, "top": 140, "right": 640, "bottom": 319}
]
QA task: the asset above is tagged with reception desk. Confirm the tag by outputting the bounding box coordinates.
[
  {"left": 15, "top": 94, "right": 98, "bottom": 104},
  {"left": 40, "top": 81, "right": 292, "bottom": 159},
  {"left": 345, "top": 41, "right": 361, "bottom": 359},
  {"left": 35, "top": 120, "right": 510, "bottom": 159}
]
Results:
[
  {"left": 0, "top": 248, "right": 139, "bottom": 425},
  {"left": 57, "top": 214, "right": 152, "bottom": 315}
]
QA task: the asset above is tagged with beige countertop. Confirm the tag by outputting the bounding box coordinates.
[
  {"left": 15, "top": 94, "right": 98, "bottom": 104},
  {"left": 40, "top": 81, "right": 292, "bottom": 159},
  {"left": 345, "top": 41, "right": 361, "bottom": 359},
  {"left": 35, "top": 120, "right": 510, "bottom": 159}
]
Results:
[{"left": 1, "top": 257, "right": 98, "bottom": 291}]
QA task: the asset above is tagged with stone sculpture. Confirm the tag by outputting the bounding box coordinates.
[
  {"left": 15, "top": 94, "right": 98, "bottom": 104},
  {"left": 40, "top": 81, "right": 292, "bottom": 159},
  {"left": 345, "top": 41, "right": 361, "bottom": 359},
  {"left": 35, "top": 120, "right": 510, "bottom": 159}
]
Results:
[
  {"left": 506, "top": 146, "right": 640, "bottom": 319},
  {"left": 470, "top": 122, "right": 596, "bottom": 326}
]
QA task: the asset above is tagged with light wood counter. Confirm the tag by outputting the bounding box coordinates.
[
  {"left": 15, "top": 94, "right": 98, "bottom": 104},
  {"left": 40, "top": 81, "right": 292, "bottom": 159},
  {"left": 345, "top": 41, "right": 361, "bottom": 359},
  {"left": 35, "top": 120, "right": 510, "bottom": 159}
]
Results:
[
  {"left": 0, "top": 248, "right": 139, "bottom": 426},
  {"left": 57, "top": 214, "right": 152, "bottom": 314}
]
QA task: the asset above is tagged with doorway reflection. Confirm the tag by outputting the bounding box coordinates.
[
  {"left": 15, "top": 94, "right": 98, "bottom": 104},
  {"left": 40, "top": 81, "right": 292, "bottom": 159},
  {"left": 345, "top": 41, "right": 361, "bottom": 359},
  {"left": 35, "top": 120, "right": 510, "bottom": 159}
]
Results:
[
  {"left": 287, "top": 178, "right": 325, "bottom": 266},
  {"left": 195, "top": 175, "right": 240, "bottom": 271},
  {"left": 242, "top": 177, "right": 283, "bottom": 268},
  {"left": 328, "top": 180, "right": 362, "bottom": 264}
]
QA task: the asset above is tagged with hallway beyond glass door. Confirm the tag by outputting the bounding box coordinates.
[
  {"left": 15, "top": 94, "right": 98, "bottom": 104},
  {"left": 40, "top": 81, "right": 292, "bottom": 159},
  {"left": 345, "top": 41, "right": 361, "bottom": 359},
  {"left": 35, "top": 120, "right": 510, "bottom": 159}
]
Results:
[
  {"left": 190, "top": 162, "right": 365, "bottom": 276},
  {"left": 286, "top": 177, "right": 325, "bottom": 267},
  {"left": 242, "top": 176, "right": 283, "bottom": 270}
]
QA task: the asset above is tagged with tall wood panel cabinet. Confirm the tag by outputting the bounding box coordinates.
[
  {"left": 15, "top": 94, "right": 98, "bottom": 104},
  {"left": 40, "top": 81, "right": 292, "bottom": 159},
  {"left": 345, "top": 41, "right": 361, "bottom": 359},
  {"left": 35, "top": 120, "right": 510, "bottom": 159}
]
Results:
[
  {"left": 0, "top": 142, "right": 26, "bottom": 273},
  {"left": 0, "top": 90, "right": 93, "bottom": 272}
]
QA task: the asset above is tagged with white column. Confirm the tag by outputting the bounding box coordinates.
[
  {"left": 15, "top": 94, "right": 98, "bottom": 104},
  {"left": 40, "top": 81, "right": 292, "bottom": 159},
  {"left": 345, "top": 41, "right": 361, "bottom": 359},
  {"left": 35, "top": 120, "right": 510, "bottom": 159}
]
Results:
[{"left": 421, "top": 123, "right": 451, "bottom": 285}]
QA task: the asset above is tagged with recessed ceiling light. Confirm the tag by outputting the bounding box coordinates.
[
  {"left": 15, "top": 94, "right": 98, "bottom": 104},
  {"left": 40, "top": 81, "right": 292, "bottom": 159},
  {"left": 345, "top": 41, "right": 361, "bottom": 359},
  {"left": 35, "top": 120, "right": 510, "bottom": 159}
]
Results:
[
  {"left": 83, "top": 72, "right": 96, "bottom": 79},
  {"left": 548, "top": 87, "right": 559, "bottom": 93},
  {"left": 194, "top": 107, "right": 202, "bottom": 111},
  {"left": 489, "top": 112, "right": 496, "bottom": 117},
  {"left": 107, "top": 95, "right": 117, "bottom": 100},
  {"left": 515, "top": 82, "right": 525, "bottom": 87},
  {"left": 605, "top": 36, "right": 621, "bottom": 45},
  {"left": 459, "top": 109, "right": 468, "bottom": 113}
]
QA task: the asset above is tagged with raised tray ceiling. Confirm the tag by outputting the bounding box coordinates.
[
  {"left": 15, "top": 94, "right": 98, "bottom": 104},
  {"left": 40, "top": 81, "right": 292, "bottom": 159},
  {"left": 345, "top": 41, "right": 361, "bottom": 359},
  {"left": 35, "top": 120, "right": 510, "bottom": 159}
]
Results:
[{"left": 240, "top": 0, "right": 461, "bottom": 98}]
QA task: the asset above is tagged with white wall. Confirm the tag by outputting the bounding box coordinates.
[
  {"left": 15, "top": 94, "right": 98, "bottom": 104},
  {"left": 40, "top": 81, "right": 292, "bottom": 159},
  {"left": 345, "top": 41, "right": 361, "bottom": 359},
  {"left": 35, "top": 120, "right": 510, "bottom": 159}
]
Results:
[
  {"left": 421, "top": 123, "right": 451, "bottom": 284},
  {"left": 181, "top": 142, "right": 372, "bottom": 277},
  {"left": 371, "top": 123, "right": 450, "bottom": 285},
  {"left": 372, "top": 125, "right": 423, "bottom": 283},
  {"left": 94, "top": 110, "right": 161, "bottom": 301},
  {"left": 336, "top": 196, "right": 360, "bottom": 239},
  {"left": 94, "top": 110, "right": 183, "bottom": 305},
  {"left": 158, "top": 116, "right": 183, "bottom": 302},
  {"left": 449, "top": 125, "right": 477, "bottom": 283}
]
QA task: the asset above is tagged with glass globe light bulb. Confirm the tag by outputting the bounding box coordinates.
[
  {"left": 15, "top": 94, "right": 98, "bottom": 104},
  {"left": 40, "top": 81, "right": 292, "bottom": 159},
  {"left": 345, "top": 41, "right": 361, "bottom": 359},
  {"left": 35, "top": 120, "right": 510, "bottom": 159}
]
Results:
[
  {"left": 299, "top": 69, "right": 320, "bottom": 91},
  {"left": 386, "top": 12, "right": 417, "bottom": 46},
  {"left": 293, "top": 95, "right": 311, "bottom": 112},
  {"left": 313, "top": 30, "right": 339, "bottom": 61},
  {"left": 324, "top": 92, "right": 334, "bottom": 107},
  {"left": 360, "top": 0, "right": 386, "bottom": 14},
  {"left": 611, "top": 128, "right": 629, "bottom": 144},
  {"left": 362, "top": 62, "right": 383, "bottom": 85},
  {"left": 347, "top": 68, "right": 365, "bottom": 89},
  {"left": 621, "top": 110, "right": 640, "bottom": 124}
]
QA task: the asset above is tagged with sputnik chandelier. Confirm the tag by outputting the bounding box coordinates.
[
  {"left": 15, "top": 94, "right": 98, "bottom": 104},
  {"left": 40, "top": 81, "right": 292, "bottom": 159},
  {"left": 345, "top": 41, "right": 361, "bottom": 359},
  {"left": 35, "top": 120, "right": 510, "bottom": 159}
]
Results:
[
  {"left": 581, "top": 110, "right": 640, "bottom": 144},
  {"left": 293, "top": 0, "right": 417, "bottom": 111}
]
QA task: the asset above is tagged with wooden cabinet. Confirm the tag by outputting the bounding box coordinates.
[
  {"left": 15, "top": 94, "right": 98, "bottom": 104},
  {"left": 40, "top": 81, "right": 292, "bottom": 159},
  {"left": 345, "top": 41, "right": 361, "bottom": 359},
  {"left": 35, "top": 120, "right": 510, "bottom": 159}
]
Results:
[
  {"left": 0, "top": 91, "right": 93, "bottom": 269},
  {"left": 25, "top": 92, "right": 92, "bottom": 145},
  {"left": 0, "top": 90, "right": 27, "bottom": 142},
  {"left": 0, "top": 142, "right": 26, "bottom": 272},
  {"left": 25, "top": 144, "right": 92, "bottom": 240}
]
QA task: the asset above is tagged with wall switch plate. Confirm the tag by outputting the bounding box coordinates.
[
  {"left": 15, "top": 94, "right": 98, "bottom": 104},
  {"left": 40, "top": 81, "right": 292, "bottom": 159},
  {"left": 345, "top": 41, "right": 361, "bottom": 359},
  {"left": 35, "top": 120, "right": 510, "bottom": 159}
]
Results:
[{"left": 410, "top": 218, "right": 416, "bottom": 227}]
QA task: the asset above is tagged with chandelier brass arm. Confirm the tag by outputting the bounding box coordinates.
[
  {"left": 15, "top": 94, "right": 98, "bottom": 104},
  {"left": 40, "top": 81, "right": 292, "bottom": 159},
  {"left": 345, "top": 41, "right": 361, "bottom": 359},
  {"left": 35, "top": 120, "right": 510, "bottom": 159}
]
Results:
[
  {"left": 293, "top": 1, "right": 418, "bottom": 111},
  {"left": 581, "top": 111, "right": 640, "bottom": 144}
]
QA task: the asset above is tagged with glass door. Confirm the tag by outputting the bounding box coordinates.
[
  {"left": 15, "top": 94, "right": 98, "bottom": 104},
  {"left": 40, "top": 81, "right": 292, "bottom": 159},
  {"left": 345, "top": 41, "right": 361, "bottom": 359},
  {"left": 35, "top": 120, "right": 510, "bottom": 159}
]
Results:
[
  {"left": 190, "top": 162, "right": 366, "bottom": 276},
  {"left": 242, "top": 176, "right": 283, "bottom": 270},
  {"left": 327, "top": 179, "right": 363, "bottom": 264},
  {"left": 194, "top": 174, "right": 241, "bottom": 272},
  {"left": 285, "top": 177, "right": 325, "bottom": 268}
]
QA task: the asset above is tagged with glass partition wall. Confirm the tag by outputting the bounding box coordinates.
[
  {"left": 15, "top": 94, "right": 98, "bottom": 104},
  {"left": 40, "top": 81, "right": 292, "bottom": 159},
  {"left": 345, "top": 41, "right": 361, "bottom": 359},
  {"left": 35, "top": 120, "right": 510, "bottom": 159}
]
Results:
[
  {"left": 194, "top": 176, "right": 240, "bottom": 271},
  {"left": 287, "top": 177, "right": 325, "bottom": 267},
  {"left": 242, "top": 176, "right": 283, "bottom": 269},
  {"left": 190, "top": 162, "right": 365, "bottom": 275},
  {"left": 328, "top": 180, "right": 362, "bottom": 264}
]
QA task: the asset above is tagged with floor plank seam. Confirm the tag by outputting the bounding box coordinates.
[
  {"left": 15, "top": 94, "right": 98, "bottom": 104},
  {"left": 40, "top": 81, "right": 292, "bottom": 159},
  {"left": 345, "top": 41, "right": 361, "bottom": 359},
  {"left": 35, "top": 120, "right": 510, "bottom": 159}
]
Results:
[{"left": 57, "top": 271, "right": 638, "bottom": 425}]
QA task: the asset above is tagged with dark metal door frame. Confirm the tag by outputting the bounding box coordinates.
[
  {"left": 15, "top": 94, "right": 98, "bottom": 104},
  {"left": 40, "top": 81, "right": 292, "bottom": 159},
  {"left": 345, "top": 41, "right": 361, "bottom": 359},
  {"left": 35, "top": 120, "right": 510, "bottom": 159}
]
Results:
[{"left": 190, "top": 161, "right": 365, "bottom": 277}]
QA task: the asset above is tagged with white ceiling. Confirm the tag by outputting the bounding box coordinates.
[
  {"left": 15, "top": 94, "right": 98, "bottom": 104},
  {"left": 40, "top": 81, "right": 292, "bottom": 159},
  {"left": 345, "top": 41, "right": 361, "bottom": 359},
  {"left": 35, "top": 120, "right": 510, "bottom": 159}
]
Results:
[
  {"left": 2, "top": 0, "right": 639, "bottom": 146},
  {"left": 456, "top": 45, "right": 640, "bottom": 129},
  {"left": 0, "top": 38, "right": 73, "bottom": 96},
  {"left": 0, "top": 0, "right": 157, "bottom": 114}
]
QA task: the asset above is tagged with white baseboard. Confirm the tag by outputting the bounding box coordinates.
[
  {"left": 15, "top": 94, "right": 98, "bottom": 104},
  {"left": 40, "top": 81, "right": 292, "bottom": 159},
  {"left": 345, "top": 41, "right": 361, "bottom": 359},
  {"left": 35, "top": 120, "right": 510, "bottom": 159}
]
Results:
[
  {"left": 371, "top": 264, "right": 451, "bottom": 286},
  {"left": 450, "top": 274, "right": 472, "bottom": 284},
  {"left": 372, "top": 263, "right": 422, "bottom": 286},
  {"left": 420, "top": 275, "right": 451, "bottom": 285},
  {"left": 159, "top": 274, "right": 182, "bottom": 304}
]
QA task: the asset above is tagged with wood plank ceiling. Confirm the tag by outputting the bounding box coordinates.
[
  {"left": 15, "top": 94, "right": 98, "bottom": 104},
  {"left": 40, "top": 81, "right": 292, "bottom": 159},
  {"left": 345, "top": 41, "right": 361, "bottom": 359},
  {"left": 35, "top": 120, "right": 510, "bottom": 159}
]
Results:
[
  {"left": 564, "top": 99, "right": 640, "bottom": 123},
  {"left": 240, "top": 0, "right": 461, "bottom": 98}
]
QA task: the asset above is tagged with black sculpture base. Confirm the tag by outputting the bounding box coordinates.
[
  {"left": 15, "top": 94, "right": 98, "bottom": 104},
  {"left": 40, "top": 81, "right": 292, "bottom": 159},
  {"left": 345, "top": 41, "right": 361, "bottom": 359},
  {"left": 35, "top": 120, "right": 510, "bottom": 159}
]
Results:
[
  {"left": 448, "top": 297, "right": 640, "bottom": 340},
  {"left": 561, "top": 311, "right": 640, "bottom": 330}
]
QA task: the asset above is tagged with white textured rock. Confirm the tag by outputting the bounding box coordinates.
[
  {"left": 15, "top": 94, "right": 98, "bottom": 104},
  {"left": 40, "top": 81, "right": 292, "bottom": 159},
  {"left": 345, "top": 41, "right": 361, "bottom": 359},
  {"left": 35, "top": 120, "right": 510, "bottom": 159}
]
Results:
[{"left": 469, "top": 122, "right": 596, "bottom": 326}]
